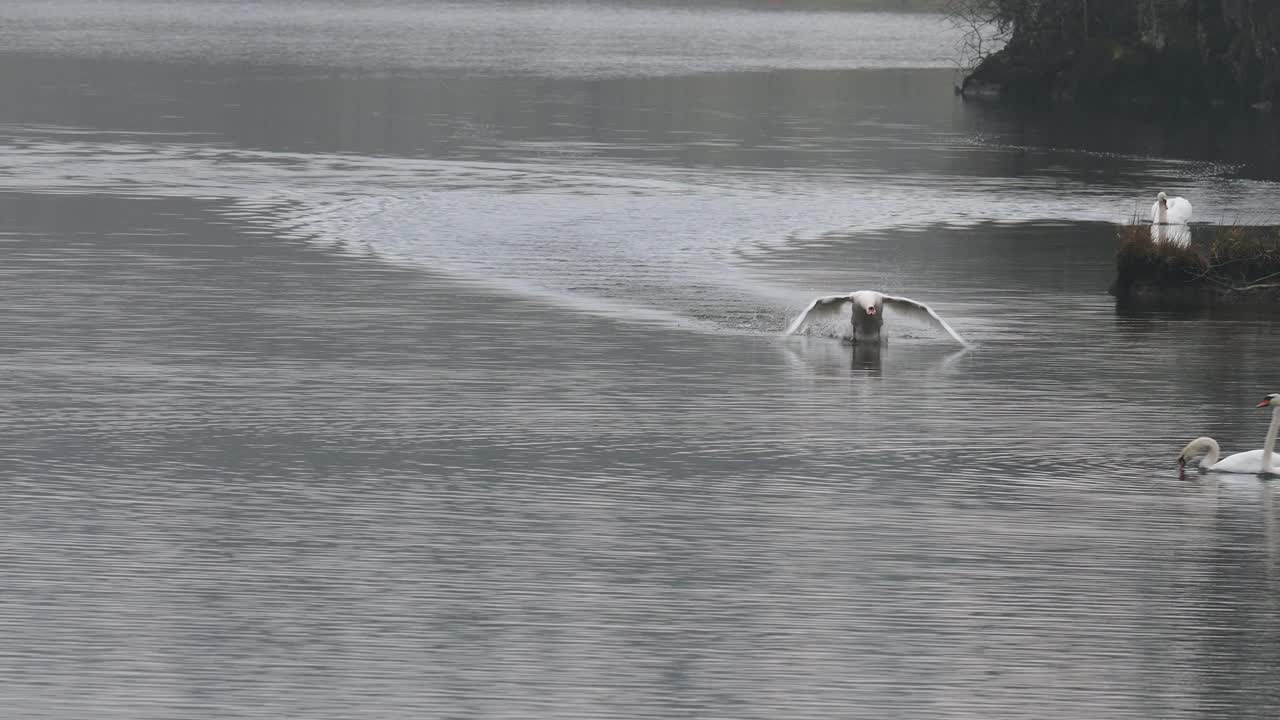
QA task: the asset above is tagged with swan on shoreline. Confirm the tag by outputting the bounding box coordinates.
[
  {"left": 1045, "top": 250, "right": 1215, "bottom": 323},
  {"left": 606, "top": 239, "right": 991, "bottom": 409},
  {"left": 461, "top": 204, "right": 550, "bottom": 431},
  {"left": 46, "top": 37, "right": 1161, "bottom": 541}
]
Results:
[
  {"left": 1149, "top": 221, "right": 1191, "bottom": 247},
  {"left": 784, "top": 290, "right": 966, "bottom": 345},
  {"left": 1179, "top": 393, "right": 1280, "bottom": 475},
  {"left": 1151, "top": 191, "right": 1193, "bottom": 225}
]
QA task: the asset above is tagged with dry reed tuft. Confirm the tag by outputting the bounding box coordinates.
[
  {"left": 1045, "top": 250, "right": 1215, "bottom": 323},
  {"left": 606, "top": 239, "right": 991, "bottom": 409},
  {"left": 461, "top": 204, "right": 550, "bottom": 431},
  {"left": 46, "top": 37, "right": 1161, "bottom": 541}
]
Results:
[
  {"left": 1113, "top": 224, "right": 1205, "bottom": 289},
  {"left": 1204, "top": 226, "right": 1280, "bottom": 290},
  {"left": 1112, "top": 223, "right": 1280, "bottom": 303}
]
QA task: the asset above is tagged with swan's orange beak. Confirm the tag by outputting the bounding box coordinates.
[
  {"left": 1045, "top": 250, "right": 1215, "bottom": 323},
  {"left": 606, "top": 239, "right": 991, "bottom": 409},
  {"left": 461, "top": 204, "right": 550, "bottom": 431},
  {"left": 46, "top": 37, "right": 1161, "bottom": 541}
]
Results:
[
  {"left": 1258, "top": 399, "right": 1272, "bottom": 408},
  {"left": 865, "top": 307, "right": 876, "bottom": 316}
]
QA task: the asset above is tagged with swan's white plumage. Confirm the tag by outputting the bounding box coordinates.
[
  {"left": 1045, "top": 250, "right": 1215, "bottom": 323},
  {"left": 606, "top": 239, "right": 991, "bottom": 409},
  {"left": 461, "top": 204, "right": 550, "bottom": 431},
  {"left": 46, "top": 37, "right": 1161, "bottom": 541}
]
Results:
[
  {"left": 880, "top": 294, "right": 967, "bottom": 346},
  {"left": 1181, "top": 394, "right": 1280, "bottom": 475},
  {"left": 784, "top": 290, "right": 967, "bottom": 345},
  {"left": 1150, "top": 191, "right": 1193, "bottom": 225},
  {"left": 1181, "top": 438, "right": 1267, "bottom": 474},
  {"left": 1208, "top": 449, "right": 1267, "bottom": 474},
  {"left": 783, "top": 294, "right": 852, "bottom": 336},
  {"left": 1150, "top": 222, "right": 1191, "bottom": 247}
]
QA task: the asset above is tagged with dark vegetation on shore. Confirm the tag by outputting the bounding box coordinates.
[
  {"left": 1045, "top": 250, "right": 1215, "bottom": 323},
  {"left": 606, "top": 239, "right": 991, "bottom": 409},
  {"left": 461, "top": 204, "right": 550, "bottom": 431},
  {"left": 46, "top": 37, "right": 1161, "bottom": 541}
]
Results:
[
  {"left": 639, "top": 0, "right": 947, "bottom": 9},
  {"left": 1111, "top": 224, "right": 1280, "bottom": 307},
  {"left": 955, "top": 0, "right": 1280, "bottom": 107}
]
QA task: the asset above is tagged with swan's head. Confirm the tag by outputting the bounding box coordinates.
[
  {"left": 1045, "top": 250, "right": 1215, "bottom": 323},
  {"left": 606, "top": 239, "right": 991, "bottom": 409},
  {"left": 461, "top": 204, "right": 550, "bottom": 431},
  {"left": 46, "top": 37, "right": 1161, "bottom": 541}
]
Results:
[
  {"left": 1177, "top": 436, "right": 1216, "bottom": 468},
  {"left": 850, "top": 291, "right": 884, "bottom": 317},
  {"left": 1256, "top": 392, "right": 1280, "bottom": 408},
  {"left": 1156, "top": 191, "right": 1168, "bottom": 209}
]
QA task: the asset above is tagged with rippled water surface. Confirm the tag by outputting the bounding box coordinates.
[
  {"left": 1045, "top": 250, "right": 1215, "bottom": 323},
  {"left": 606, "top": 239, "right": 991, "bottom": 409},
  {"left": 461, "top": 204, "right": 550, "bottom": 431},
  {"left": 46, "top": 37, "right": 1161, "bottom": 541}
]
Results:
[{"left": 3, "top": 2, "right": 1280, "bottom": 718}]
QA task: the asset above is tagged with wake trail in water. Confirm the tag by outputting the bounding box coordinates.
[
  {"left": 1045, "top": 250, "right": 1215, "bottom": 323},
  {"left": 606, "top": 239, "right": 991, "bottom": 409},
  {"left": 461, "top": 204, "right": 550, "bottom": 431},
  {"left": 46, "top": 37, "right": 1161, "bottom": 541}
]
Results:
[{"left": 4, "top": 126, "right": 1280, "bottom": 337}]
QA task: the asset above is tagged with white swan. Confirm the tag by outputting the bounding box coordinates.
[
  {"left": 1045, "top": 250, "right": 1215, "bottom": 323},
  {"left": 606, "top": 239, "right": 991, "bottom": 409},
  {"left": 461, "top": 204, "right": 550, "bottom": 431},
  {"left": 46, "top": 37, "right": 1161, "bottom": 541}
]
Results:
[
  {"left": 1149, "top": 222, "right": 1191, "bottom": 247},
  {"left": 1179, "top": 393, "right": 1280, "bottom": 474},
  {"left": 784, "top": 290, "right": 966, "bottom": 345},
  {"left": 1151, "top": 191, "right": 1193, "bottom": 225}
]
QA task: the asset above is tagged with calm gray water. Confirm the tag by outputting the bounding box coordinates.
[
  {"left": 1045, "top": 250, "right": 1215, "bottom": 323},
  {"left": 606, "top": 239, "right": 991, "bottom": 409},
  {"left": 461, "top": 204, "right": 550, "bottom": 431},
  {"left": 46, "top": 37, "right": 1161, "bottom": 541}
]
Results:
[{"left": 3, "top": 2, "right": 1280, "bottom": 718}]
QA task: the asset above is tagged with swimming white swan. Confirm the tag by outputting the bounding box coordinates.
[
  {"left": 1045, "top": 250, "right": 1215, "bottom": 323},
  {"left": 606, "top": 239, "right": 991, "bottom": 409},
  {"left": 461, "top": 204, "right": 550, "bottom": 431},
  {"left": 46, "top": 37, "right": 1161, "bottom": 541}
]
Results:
[
  {"left": 1179, "top": 393, "right": 1280, "bottom": 474},
  {"left": 1151, "top": 191, "right": 1193, "bottom": 225},
  {"left": 784, "top": 290, "right": 966, "bottom": 345}
]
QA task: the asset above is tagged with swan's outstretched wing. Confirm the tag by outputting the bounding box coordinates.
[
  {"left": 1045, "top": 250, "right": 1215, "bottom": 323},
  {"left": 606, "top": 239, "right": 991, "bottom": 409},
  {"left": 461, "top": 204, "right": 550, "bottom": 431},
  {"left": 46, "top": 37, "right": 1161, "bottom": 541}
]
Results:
[
  {"left": 881, "top": 294, "right": 967, "bottom": 345},
  {"left": 784, "top": 294, "right": 851, "bottom": 335}
]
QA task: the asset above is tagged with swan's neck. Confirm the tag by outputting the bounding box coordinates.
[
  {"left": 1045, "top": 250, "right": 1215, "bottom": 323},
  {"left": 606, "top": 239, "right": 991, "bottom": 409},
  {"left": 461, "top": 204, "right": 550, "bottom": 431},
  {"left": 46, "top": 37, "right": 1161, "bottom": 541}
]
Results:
[
  {"left": 1156, "top": 203, "right": 1167, "bottom": 224},
  {"left": 1264, "top": 406, "right": 1280, "bottom": 473},
  {"left": 1198, "top": 438, "right": 1221, "bottom": 468}
]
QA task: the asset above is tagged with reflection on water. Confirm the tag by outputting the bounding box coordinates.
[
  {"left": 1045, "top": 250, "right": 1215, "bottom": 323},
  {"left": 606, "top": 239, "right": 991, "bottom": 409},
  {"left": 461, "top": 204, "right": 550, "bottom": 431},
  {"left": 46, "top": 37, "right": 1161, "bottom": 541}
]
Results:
[
  {"left": 2, "top": 2, "right": 1280, "bottom": 719},
  {"left": 780, "top": 337, "right": 972, "bottom": 379},
  {"left": 850, "top": 341, "right": 884, "bottom": 372}
]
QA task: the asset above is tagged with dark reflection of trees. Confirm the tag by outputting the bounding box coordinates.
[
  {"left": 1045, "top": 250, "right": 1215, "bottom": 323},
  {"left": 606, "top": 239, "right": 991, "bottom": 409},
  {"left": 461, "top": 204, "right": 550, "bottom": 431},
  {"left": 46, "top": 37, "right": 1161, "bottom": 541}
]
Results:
[{"left": 954, "top": 98, "right": 1280, "bottom": 184}]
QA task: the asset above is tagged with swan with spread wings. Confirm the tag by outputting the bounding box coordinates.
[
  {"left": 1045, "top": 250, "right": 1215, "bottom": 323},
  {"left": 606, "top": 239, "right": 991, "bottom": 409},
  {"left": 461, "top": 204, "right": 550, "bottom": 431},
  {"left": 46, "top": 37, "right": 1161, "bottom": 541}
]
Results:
[{"left": 784, "top": 290, "right": 967, "bottom": 345}]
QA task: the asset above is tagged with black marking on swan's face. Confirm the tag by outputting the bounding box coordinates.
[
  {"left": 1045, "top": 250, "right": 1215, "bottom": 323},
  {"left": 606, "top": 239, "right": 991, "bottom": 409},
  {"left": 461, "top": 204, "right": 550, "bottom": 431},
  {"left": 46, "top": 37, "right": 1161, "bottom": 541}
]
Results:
[{"left": 1258, "top": 393, "right": 1280, "bottom": 408}]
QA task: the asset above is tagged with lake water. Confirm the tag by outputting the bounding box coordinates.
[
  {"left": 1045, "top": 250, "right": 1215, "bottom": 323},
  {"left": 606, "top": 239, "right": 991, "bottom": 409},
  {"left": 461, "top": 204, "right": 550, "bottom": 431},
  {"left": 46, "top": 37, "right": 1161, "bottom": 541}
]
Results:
[{"left": 3, "top": 2, "right": 1280, "bottom": 718}]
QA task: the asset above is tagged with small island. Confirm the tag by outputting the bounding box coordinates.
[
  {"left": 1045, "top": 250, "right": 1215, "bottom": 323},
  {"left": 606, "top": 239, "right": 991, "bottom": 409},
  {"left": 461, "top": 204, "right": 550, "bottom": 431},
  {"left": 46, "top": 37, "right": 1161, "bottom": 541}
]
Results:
[
  {"left": 1110, "top": 224, "right": 1280, "bottom": 308},
  {"left": 955, "top": 1, "right": 1280, "bottom": 107}
]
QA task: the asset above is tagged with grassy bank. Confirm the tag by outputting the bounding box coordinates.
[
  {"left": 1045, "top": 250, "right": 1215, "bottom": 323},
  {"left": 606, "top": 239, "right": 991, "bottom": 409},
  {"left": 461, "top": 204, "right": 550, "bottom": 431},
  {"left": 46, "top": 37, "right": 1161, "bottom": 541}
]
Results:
[{"left": 1111, "top": 224, "right": 1280, "bottom": 306}]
